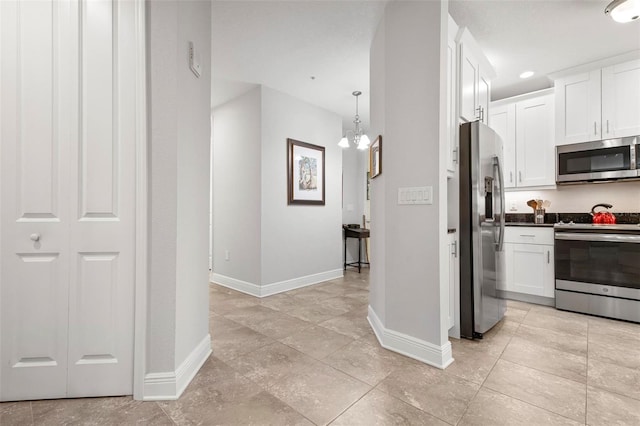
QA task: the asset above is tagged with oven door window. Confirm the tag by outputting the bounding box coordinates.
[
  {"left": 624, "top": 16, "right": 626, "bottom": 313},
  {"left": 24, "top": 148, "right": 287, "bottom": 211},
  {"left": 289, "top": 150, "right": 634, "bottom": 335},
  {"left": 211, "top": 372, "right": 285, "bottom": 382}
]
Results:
[
  {"left": 558, "top": 146, "right": 630, "bottom": 175},
  {"left": 555, "top": 238, "right": 640, "bottom": 289}
]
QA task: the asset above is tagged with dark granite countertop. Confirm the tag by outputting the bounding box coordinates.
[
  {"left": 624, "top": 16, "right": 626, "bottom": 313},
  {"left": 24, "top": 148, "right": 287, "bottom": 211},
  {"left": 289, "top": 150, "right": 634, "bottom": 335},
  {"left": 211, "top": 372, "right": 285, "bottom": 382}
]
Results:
[
  {"left": 505, "top": 222, "right": 554, "bottom": 227},
  {"left": 505, "top": 212, "right": 640, "bottom": 226}
]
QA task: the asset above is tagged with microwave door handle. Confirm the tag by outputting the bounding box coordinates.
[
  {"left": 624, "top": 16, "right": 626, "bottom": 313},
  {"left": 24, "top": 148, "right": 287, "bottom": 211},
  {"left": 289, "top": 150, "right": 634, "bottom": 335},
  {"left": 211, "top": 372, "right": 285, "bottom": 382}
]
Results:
[{"left": 494, "top": 155, "right": 505, "bottom": 251}]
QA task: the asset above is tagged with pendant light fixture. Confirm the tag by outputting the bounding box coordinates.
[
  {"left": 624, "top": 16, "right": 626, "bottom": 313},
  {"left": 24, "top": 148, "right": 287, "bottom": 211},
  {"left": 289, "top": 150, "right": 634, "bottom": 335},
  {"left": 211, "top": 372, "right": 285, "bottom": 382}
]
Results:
[
  {"left": 605, "top": 0, "right": 640, "bottom": 23},
  {"left": 339, "top": 91, "right": 371, "bottom": 150}
]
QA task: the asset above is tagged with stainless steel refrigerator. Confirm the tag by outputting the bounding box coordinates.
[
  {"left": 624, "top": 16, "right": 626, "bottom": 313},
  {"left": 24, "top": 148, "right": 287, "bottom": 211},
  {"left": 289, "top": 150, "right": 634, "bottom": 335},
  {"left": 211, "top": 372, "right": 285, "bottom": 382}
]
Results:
[{"left": 459, "top": 121, "right": 507, "bottom": 339}]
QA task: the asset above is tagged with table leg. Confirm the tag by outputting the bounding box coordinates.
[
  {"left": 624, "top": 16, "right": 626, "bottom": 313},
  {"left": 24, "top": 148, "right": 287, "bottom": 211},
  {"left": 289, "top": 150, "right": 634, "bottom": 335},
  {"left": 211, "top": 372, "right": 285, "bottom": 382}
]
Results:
[
  {"left": 343, "top": 233, "right": 347, "bottom": 270},
  {"left": 358, "top": 237, "right": 362, "bottom": 273}
]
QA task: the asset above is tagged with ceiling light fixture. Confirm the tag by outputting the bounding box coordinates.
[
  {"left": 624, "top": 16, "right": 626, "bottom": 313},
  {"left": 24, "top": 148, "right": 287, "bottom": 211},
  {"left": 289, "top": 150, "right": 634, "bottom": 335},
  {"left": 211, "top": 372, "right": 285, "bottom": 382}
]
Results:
[
  {"left": 605, "top": 0, "right": 640, "bottom": 22},
  {"left": 519, "top": 71, "right": 534, "bottom": 79},
  {"left": 339, "top": 91, "right": 370, "bottom": 150}
]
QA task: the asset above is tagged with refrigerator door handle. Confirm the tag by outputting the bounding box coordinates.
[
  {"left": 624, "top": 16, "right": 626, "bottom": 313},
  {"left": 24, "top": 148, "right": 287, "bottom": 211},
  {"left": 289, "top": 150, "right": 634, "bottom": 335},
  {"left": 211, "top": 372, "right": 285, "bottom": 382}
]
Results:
[{"left": 494, "top": 155, "right": 505, "bottom": 251}]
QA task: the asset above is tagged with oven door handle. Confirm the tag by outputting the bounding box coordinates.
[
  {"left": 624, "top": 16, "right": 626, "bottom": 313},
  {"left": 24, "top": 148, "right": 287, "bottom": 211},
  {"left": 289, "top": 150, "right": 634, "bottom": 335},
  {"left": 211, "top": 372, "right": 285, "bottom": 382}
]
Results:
[{"left": 555, "top": 233, "right": 640, "bottom": 243}]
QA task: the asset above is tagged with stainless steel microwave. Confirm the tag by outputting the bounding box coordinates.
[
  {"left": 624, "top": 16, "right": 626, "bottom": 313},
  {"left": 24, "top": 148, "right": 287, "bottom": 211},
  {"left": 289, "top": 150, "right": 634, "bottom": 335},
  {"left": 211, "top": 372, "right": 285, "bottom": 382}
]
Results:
[{"left": 556, "top": 136, "right": 639, "bottom": 184}]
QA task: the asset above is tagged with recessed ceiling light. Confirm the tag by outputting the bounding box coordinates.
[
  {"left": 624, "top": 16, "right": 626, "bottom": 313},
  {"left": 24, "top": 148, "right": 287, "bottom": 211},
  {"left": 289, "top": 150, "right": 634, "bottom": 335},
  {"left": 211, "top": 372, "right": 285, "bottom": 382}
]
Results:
[{"left": 519, "top": 71, "right": 534, "bottom": 79}]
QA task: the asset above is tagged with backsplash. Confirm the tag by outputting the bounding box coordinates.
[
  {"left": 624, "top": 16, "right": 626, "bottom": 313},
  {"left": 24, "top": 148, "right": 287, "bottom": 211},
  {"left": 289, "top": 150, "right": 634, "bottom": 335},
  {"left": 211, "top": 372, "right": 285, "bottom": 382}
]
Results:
[
  {"left": 506, "top": 212, "right": 640, "bottom": 225},
  {"left": 505, "top": 180, "right": 640, "bottom": 213}
]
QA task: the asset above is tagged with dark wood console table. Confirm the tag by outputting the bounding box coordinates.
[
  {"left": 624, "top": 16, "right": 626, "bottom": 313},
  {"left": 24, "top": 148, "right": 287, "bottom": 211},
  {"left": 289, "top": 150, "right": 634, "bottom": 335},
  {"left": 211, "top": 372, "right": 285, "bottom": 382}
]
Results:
[{"left": 343, "top": 226, "right": 370, "bottom": 272}]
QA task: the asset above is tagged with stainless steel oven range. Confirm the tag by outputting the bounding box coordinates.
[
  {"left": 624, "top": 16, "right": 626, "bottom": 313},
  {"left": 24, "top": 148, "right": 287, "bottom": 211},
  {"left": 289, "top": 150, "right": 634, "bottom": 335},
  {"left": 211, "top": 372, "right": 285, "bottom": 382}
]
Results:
[{"left": 554, "top": 223, "right": 640, "bottom": 323}]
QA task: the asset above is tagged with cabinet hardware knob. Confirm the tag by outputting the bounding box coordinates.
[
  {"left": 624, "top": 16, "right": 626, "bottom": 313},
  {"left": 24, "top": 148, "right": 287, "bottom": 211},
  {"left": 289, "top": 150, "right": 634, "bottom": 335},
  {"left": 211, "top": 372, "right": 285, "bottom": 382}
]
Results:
[{"left": 30, "top": 233, "right": 40, "bottom": 242}]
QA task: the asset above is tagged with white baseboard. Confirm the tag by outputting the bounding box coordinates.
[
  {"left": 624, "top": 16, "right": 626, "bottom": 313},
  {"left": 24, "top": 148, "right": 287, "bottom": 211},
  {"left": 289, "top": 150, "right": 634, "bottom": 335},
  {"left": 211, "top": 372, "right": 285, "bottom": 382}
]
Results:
[
  {"left": 260, "top": 269, "right": 343, "bottom": 297},
  {"left": 211, "top": 269, "right": 344, "bottom": 298},
  {"left": 368, "top": 305, "right": 454, "bottom": 369},
  {"left": 142, "top": 334, "right": 211, "bottom": 401},
  {"left": 211, "top": 273, "right": 261, "bottom": 297}
]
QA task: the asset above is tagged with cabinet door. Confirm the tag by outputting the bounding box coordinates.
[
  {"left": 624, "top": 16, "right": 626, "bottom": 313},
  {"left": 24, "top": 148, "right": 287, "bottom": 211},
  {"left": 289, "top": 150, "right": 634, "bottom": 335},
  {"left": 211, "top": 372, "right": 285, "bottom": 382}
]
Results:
[
  {"left": 478, "top": 72, "right": 490, "bottom": 125},
  {"left": 505, "top": 243, "right": 554, "bottom": 297},
  {"left": 602, "top": 59, "right": 640, "bottom": 139},
  {"left": 448, "top": 235, "right": 457, "bottom": 330},
  {"left": 459, "top": 43, "right": 479, "bottom": 123},
  {"left": 516, "top": 94, "right": 555, "bottom": 187},
  {"left": 490, "top": 104, "right": 516, "bottom": 188},
  {"left": 555, "top": 71, "right": 601, "bottom": 144},
  {"left": 447, "top": 34, "right": 457, "bottom": 174},
  {"left": 543, "top": 245, "right": 555, "bottom": 298}
]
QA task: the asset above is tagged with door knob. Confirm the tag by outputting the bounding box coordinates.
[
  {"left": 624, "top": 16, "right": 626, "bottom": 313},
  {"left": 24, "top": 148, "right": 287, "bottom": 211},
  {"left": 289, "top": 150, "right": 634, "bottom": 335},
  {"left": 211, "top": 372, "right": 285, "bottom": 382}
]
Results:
[{"left": 30, "top": 233, "right": 40, "bottom": 242}]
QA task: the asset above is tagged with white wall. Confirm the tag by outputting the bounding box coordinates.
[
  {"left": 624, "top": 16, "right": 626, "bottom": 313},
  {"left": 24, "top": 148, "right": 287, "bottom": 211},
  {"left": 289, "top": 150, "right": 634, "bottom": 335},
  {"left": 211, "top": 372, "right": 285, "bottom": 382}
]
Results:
[
  {"left": 261, "top": 87, "right": 343, "bottom": 285},
  {"left": 506, "top": 181, "right": 640, "bottom": 213},
  {"left": 341, "top": 146, "right": 368, "bottom": 262},
  {"left": 174, "top": 0, "right": 212, "bottom": 371},
  {"left": 148, "top": 0, "right": 179, "bottom": 375},
  {"left": 369, "top": 12, "right": 387, "bottom": 323},
  {"left": 212, "top": 88, "right": 262, "bottom": 284},
  {"left": 211, "top": 86, "right": 343, "bottom": 291},
  {"left": 146, "top": 0, "right": 211, "bottom": 396},
  {"left": 369, "top": 1, "right": 451, "bottom": 367}
]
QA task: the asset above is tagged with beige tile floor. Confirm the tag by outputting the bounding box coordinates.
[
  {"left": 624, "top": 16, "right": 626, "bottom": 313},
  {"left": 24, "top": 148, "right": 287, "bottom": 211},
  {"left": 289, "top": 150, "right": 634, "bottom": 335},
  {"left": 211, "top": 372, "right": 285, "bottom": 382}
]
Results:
[{"left": 2, "top": 269, "right": 640, "bottom": 425}]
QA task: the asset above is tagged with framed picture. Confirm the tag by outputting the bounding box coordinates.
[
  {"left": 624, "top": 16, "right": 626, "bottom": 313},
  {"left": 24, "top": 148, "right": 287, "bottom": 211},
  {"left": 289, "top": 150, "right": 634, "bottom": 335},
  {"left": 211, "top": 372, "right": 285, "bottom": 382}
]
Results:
[
  {"left": 287, "top": 138, "right": 325, "bottom": 205},
  {"left": 370, "top": 135, "right": 382, "bottom": 178}
]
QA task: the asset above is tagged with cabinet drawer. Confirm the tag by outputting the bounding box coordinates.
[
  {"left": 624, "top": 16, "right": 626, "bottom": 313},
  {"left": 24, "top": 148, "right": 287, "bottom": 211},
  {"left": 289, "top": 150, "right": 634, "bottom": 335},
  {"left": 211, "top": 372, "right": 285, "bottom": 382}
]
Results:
[{"left": 504, "top": 227, "right": 554, "bottom": 245}]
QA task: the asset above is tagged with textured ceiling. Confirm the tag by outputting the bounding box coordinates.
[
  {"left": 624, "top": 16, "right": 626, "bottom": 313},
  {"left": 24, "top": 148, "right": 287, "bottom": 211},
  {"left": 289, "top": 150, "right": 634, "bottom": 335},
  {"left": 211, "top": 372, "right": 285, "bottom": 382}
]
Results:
[
  {"left": 449, "top": 0, "right": 640, "bottom": 100},
  {"left": 211, "top": 0, "right": 640, "bottom": 131}
]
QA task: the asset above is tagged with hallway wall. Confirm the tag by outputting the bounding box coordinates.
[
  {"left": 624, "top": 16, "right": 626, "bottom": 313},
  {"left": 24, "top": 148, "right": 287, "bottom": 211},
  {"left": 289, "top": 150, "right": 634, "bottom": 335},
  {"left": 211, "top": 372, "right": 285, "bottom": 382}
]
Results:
[
  {"left": 146, "top": 0, "right": 212, "bottom": 399},
  {"left": 212, "top": 86, "right": 343, "bottom": 295}
]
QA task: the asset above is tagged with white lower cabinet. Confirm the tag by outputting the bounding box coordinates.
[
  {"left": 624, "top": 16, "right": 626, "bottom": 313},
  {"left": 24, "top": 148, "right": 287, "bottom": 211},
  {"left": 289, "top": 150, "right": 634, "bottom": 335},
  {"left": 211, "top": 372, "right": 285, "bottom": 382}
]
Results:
[{"left": 503, "top": 227, "right": 555, "bottom": 299}]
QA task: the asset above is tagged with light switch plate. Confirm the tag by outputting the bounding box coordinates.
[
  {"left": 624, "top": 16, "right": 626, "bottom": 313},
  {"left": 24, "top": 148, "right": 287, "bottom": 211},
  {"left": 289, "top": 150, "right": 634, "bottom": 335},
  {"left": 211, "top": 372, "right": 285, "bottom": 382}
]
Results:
[
  {"left": 189, "top": 41, "right": 201, "bottom": 78},
  {"left": 398, "top": 186, "right": 433, "bottom": 205}
]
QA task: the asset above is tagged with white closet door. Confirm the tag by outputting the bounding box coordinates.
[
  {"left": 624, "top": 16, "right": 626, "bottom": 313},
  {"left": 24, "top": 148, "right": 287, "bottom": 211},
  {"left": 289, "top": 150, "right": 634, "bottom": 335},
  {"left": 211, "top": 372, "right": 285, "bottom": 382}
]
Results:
[
  {"left": 1, "top": 0, "right": 136, "bottom": 401},
  {"left": 1, "top": 0, "right": 72, "bottom": 401},
  {"left": 66, "top": 0, "right": 135, "bottom": 397}
]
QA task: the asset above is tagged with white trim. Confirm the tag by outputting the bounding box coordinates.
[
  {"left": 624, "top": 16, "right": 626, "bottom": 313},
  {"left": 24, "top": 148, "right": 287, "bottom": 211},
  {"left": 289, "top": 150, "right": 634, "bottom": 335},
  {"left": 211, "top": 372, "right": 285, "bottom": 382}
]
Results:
[
  {"left": 211, "top": 269, "right": 344, "bottom": 298},
  {"left": 175, "top": 334, "right": 211, "bottom": 398},
  {"left": 211, "top": 274, "right": 261, "bottom": 297},
  {"left": 142, "top": 334, "right": 211, "bottom": 401},
  {"left": 367, "top": 305, "right": 454, "bottom": 369},
  {"left": 547, "top": 50, "right": 640, "bottom": 81},
  {"left": 133, "top": 0, "right": 148, "bottom": 401},
  {"left": 261, "top": 269, "right": 343, "bottom": 297}
]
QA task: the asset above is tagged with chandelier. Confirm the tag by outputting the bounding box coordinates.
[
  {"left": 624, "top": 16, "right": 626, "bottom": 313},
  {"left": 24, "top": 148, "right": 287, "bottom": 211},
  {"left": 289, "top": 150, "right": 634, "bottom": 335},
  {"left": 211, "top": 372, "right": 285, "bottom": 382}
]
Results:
[{"left": 338, "top": 91, "right": 371, "bottom": 150}]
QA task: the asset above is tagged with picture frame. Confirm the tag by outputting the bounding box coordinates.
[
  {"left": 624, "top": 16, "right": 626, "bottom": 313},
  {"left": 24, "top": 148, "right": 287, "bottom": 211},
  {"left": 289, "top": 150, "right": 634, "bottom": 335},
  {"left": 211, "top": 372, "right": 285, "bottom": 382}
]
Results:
[
  {"left": 370, "top": 135, "right": 382, "bottom": 178},
  {"left": 287, "top": 138, "right": 325, "bottom": 205}
]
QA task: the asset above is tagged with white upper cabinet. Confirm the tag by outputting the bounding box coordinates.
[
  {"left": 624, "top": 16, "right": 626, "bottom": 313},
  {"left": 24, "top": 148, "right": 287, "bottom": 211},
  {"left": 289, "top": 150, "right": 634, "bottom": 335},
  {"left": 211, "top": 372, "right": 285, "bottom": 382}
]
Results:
[
  {"left": 458, "top": 29, "right": 494, "bottom": 125},
  {"left": 460, "top": 44, "right": 479, "bottom": 122},
  {"left": 489, "top": 104, "right": 516, "bottom": 188},
  {"left": 490, "top": 91, "right": 555, "bottom": 189},
  {"left": 516, "top": 94, "right": 555, "bottom": 187},
  {"left": 446, "top": 16, "right": 458, "bottom": 175},
  {"left": 478, "top": 74, "right": 490, "bottom": 125},
  {"left": 555, "top": 71, "right": 601, "bottom": 144},
  {"left": 555, "top": 58, "right": 640, "bottom": 144},
  {"left": 602, "top": 59, "right": 640, "bottom": 139}
]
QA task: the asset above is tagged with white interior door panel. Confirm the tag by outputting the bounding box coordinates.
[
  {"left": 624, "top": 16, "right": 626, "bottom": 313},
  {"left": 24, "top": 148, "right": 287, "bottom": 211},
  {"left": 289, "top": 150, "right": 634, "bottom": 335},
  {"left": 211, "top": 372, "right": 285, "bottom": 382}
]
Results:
[{"left": 1, "top": 0, "right": 136, "bottom": 401}]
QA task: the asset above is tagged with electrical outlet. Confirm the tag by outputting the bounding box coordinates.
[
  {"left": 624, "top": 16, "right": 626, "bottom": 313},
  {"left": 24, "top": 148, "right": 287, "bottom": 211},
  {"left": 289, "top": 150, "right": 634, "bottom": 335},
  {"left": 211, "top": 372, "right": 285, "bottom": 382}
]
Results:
[
  {"left": 224, "top": 250, "right": 230, "bottom": 261},
  {"left": 510, "top": 202, "right": 517, "bottom": 212}
]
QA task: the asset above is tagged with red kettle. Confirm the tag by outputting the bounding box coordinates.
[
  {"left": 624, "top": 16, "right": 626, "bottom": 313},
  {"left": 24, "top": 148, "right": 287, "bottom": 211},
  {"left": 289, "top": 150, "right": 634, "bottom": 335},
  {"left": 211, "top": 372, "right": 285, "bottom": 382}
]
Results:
[{"left": 591, "top": 203, "right": 616, "bottom": 224}]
